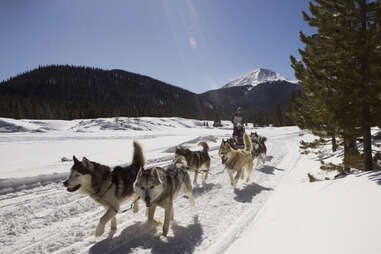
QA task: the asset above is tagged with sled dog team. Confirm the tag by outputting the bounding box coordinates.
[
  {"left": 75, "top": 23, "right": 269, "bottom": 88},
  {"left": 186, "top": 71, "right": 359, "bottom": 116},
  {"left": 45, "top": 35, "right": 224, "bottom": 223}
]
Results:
[{"left": 63, "top": 132, "right": 267, "bottom": 239}]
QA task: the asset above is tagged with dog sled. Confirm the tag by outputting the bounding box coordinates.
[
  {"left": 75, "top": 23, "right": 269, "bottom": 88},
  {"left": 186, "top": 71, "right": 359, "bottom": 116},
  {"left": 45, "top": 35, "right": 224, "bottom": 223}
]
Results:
[{"left": 230, "top": 125, "right": 246, "bottom": 149}]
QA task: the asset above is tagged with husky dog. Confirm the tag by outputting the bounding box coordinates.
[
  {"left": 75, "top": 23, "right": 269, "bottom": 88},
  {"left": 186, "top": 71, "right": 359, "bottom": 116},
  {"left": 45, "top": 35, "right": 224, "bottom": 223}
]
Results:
[
  {"left": 174, "top": 141, "right": 210, "bottom": 185},
  {"left": 133, "top": 160, "right": 195, "bottom": 239},
  {"left": 63, "top": 141, "right": 145, "bottom": 237},
  {"left": 250, "top": 132, "right": 267, "bottom": 168},
  {"left": 218, "top": 133, "right": 254, "bottom": 187}
]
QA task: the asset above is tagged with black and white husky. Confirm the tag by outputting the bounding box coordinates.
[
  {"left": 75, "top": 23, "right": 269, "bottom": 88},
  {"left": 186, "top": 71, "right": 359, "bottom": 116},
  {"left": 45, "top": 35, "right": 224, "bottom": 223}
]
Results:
[
  {"left": 250, "top": 132, "right": 267, "bottom": 168},
  {"left": 63, "top": 141, "right": 145, "bottom": 237}
]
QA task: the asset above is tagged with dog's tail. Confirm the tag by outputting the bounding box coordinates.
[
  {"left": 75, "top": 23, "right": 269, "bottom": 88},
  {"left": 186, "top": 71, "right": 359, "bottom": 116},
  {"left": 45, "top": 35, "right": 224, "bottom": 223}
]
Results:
[
  {"left": 243, "top": 133, "right": 252, "bottom": 153},
  {"left": 198, "top": 141, "right": 209, "bottom": 153},
  {"left": 132, "top": 141, "right": 145, "bottom": 168}
]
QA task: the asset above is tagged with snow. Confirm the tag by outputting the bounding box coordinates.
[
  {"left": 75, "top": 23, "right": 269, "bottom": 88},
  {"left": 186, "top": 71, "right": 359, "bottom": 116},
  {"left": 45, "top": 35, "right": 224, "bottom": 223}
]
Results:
[
  {"left": 226, "top": 131, "right": 381, "bottom": 254},
  {"left": 222, "top": 68, "right": 297, "bottom": 88},
  {"left": 0, "top": 117, "right": 380, "bottom": 254}
]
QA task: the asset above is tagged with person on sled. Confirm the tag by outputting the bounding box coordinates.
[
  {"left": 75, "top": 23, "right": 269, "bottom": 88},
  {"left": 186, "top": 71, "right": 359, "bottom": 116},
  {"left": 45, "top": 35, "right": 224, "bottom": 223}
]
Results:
[{"left": 231, "top": 107, "right": 245, "bottom": 145}]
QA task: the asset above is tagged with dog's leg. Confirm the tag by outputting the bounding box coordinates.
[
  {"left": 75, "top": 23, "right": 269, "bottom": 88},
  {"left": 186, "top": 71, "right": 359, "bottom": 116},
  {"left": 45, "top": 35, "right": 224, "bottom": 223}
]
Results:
[
  {"left": 246, "top": 161, "right": 254, "bottom": 183},
  {"left": 203, "top": 161, "right": 211, "bottom": 183},
  {"left": 170, "top": 206, "right": 174, "bottom": 221},
  {"left": 182, "top": 175, "right": 195, "bottom": 207},
  {"left": 96, "top": 208, "right": 117, "bottom": 237},
  {"left": 154, "top": 203, "right": 173, "bottom": 240},
  {"left": 111, "top": 216, "right": 117, "bottom": 232},
  {"left": 202, "top": 169, "right": 209, "bottom": 184},
  {"left": 233, "top": 170, "right": 242, "bottom": 187},
  {"left": 261, "top": 153, "right": 266, "bottom": 166},
  {"left": 227, "top": 169, "right": 235, "bottom": 186},
  {"left": 162, "top": 204, "right": 173, "bottom": 237},
  {"left": 193, "top": 170, "right": 199, "bottom": 185},
  {"left": 148, "top": 205, "right": 162, "bottom": 226}
]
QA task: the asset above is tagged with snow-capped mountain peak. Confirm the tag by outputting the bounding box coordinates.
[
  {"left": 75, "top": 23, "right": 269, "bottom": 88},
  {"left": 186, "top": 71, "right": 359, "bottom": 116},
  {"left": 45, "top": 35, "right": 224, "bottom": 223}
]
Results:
[{"left": 223, "top": 68, "right": 294, "bottom": 88}]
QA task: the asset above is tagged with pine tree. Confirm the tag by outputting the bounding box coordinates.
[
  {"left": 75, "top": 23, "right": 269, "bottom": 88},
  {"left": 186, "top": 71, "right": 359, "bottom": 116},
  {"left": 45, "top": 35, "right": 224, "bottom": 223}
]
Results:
[{"left": 290, "top": 0, "right": 381, "bottom": 170}]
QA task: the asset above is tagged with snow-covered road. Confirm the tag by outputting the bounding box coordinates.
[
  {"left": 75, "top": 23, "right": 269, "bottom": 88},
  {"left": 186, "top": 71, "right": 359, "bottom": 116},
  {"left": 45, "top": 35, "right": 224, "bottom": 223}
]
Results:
[{"left": 0, "top": 118, "right": 301, "bottom": 254}]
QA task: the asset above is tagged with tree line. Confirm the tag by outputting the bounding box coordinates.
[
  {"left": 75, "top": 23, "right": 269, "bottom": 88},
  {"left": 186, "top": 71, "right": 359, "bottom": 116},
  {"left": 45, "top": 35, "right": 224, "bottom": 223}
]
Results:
[{"left": 0, "top": 65, "right": 217, "bottom": 120}]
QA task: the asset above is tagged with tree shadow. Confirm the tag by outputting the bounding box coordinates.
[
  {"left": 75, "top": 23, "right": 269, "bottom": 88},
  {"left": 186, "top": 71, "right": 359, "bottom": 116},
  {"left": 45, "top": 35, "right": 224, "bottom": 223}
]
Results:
[
  {"left": 256, "top": 165, "right": 284, "bottom": 175},
  {"left": 234, "top": 182, "right": 273, "bottom": 203},
  {"left": 192, "top": 183, "right": 222, "bottom": 198},
  {"left": 89, "top": 216, "right": 203, "bottom": 254},
  {"left": 357, "top": 170, "right": 381, "bottom": 185}
]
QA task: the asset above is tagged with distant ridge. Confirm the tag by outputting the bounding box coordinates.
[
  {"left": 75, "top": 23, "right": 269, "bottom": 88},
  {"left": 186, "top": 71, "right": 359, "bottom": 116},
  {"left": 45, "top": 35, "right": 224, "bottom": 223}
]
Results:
[{"left": 0, "top": 65, "right": 217, "bottom": 120}]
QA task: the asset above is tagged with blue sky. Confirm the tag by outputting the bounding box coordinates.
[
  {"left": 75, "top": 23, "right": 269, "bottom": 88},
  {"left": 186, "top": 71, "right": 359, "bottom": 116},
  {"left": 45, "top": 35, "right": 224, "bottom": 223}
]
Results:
[{"left": 0, "top": 0, "right": 314, "bottom": 93}]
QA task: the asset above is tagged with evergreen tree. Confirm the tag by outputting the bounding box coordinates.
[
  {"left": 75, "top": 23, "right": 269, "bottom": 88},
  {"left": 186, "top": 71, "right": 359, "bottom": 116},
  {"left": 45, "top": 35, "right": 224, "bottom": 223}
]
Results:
[{"left": 290, "top": 0, "right": 381, "bottom": 170}]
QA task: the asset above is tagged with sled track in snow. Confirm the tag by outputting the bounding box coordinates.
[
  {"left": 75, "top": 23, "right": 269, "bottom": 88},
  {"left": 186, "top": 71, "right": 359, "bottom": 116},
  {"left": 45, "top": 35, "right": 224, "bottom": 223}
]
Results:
[{"left": 0, "top": 132, "right": 300, "bottom": 254}]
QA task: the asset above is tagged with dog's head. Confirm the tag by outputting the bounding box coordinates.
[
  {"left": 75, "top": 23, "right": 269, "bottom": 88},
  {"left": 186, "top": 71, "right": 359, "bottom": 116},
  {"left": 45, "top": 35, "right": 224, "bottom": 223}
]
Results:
[
  {"left": 218, "top": 139, "right": 232, "bottom": 163},
  {"left": 173, "top": 155, "right": 188, "bottom": 169},
  {"left": 134, "top": 167, "right": 165, "bottom": 208},
  {"left": 63, "top": 156, "right": 93, "bottom": 193},
  {"left": 175, "top": 146, "right": 191, "bottom": 157},
  {"left": 250, "top": 132, "right": 259, "bottom": 140}
]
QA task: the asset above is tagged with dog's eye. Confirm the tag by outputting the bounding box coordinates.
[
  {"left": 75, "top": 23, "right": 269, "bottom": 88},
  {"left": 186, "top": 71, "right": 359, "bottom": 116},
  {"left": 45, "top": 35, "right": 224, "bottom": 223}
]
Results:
[
  {"left": 150, "top": 186, "right": 154, "bottom": 189},
  {"left": 141, "top": 186, "right": 145, "bottom": 190}
]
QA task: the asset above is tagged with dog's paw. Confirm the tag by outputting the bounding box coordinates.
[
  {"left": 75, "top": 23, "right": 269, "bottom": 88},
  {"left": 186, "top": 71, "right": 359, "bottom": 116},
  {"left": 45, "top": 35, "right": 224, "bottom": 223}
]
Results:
[
  {"left": 154, "top": 233, "right": 168, "bottom": 241},
  {"left": 95, "top": 223, "right": 105, "bottom": 237},
  {"left": 149, "top": 220, "right": 162, "bottom": 227}
]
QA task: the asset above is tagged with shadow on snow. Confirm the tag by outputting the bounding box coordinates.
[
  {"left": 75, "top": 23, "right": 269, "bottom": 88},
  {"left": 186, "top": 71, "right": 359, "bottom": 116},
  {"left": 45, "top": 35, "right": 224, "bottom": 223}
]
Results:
[
  {"left": 356, "top": 170, "right": 381, "bottom": 185},
  {"left": 89, "top": 216, "right": 203, "bottom": 254},
  {"left": 256, "top": 165, "right": 284, "bottom": 175},
  {"left": 234, "top": 182, "right": 273, "bottom": 203}
]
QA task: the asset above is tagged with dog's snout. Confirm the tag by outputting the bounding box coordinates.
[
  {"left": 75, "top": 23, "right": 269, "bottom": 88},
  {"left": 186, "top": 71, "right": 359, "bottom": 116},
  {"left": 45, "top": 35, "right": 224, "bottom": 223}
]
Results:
[
  {"left": 144, "top": 196, "right": 150, "bottom": 203},
  {"left": 63, "top": 180, "right": 68, "bottom": 187}
]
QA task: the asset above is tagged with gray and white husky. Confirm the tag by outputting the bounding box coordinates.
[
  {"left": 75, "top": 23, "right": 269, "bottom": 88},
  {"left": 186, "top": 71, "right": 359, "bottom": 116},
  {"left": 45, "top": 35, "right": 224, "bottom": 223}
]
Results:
[
  {"left": 63, "top": 141, "right": 145, "bottom": 237},
  {"left": 174, "top": 141, "right": 211, "bottom": 185},
  {"left": 133, "top": 155, "right": 195, "bottom": 239},
  {"left": 250, "top": 132, "right": 267, "bottom": 168}
]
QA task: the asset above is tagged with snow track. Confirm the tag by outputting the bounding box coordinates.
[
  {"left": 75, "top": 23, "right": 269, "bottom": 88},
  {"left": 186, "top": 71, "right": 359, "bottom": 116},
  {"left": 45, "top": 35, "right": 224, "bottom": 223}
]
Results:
[{"left": 0, "top": 121, "right": 300, "bottom": 254}]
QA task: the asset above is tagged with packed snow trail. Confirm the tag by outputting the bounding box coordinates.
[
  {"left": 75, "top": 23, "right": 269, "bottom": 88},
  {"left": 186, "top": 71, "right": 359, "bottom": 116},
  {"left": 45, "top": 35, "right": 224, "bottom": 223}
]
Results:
[{"left": 0, "top": 118, "right": 301, "bottom": 254}]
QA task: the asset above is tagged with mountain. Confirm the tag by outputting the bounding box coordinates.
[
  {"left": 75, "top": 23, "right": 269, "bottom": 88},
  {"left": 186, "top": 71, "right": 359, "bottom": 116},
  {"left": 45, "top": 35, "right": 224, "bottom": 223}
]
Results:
[
  {"left": 0, "top": 65, "right": 299, "bottom": 124},
  {"left": 0, "top": 65, "right": 218, "bottom": 120},
  {"left": 223, "top": 68, "right": 297, "bottom": 89},
  {"left": 201, "top": 79, "right": 300, "bottom": 122}
]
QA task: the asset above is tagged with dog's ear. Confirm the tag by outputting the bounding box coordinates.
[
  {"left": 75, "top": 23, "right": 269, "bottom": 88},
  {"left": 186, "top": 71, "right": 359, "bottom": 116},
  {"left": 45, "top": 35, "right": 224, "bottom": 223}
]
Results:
[
  {"left": 81, "top": 157, "right": 94, "bottom": 171},
  {"left": 73, "top": 156, "right": 80, "bottom": 164},
  {"left": 151, "top": 167, "right": 163, "bottom": 183}
]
